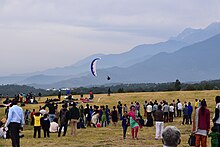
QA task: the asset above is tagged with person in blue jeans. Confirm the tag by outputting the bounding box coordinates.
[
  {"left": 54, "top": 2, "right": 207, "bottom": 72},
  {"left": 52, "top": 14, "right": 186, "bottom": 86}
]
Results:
[
  {"left": 117, "top": 102, "right": 123, "bottom": 120},
  {"left": 188, "top": 102, "right": 193, "bottom": 124},
  {"left": 122, "top": 112, "right": 129, "bottom": 139}
]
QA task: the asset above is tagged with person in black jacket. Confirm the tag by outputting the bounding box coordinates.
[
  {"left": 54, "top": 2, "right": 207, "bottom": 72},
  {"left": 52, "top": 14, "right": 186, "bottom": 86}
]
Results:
[
  {"left": 41, "top": 114, "right": 50, "bottom": 138},
  {"left": 58, "top": 104, "right": 69, "bottom": 137},
  {"left": 45, "top": 102, "right": 56, "bottom": 122},
  {"left": 84, "top": 104, "right": 91, "bottom": 127},
  {"left": 69, "top": 102, "right": 80, "bottom": 136}
]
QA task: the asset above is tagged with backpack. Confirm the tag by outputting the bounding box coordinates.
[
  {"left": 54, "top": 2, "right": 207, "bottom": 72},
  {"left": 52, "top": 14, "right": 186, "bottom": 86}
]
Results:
[{"left": 60, "top": 110, "right": 68, "bottom": 125}]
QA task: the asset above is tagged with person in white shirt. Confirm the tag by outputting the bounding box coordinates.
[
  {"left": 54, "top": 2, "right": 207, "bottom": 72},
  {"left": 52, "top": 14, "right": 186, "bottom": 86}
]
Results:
[
  {"left": 169, "top": 104, "right": 174, "bottom": 122},
  {"left": 162, "top": 126, "right": 181, "bottom": 147},
  {"left": 177, "top": 102, "right": 182, "bottom": 117},
  {"left": 39, "top": 107, "right": 47, "bottom": 117},
  {"left": 49, "top": 118, "right": 59, "bottom": 133},
  {"left": 146, "top": 104, "right": 153, "bottom": 116}
]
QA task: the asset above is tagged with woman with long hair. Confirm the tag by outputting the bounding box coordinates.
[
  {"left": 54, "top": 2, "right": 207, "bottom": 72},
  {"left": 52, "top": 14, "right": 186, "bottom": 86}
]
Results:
[
  {"left": 128, "top": 105, "right": 142, "bottom": 139},
  {"left": 192, "top": 99, "right": 210, "bottom": 147}
]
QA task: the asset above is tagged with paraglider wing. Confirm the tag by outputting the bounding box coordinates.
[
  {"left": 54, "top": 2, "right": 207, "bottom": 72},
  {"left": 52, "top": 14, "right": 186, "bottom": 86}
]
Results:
[
  {"left": 91, "top": 57, "right": 101, "bottom": 77},
  {"left": 107, "top": 76, "right": 111, "bottom": 80}
]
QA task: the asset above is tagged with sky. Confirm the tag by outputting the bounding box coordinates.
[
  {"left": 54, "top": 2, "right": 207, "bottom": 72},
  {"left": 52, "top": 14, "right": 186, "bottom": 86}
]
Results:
[{"left": 0, "top": 0, "right": 220, "bottom": 76}]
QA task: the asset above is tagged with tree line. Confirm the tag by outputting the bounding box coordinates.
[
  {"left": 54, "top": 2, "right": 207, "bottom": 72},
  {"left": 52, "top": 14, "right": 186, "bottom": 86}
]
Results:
[{"left": 0, "top": 79, "right": 220, "bottom": 97}]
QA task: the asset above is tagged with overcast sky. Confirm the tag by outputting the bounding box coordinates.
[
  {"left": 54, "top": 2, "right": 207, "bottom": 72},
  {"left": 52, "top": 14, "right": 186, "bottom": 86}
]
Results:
[{"left": 0, "top": 0, "right": 220, "bottom": 76}]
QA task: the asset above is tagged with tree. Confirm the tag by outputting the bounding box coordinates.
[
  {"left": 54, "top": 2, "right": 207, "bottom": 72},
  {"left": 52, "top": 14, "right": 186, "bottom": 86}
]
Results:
[{"left": 175, "top": 79, "right": 181, "bottom": 91}]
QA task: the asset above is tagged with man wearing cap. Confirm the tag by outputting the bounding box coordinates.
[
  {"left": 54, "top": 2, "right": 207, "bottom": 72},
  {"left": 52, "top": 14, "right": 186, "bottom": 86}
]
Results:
[{"left": 4, "top": 99, "right": 24, "bottom": 147}]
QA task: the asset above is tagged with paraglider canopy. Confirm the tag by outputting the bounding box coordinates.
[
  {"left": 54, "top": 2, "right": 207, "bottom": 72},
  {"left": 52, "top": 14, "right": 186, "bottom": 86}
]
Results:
[
  {"left": 107, "top": 76, "right": 111, "bottom": 80},
  {"left": 91, "top": 57, "right": 101, "bottom": 77}
]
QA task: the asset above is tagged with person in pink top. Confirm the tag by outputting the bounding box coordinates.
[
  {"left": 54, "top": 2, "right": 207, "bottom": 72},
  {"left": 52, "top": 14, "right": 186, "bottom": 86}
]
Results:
[{"left": 128, "top": 105, "right": 142, "bottom": 139}]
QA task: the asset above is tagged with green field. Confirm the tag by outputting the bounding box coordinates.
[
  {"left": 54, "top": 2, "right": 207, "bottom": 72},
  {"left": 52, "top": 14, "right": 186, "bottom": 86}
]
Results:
[{"left": 1, "top": 90, "right": 219, "bottom": 147}]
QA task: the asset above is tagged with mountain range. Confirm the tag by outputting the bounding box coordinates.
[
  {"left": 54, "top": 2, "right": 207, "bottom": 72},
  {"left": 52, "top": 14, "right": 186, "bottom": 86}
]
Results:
[{"left": 1, "top": 22, "right": 220, "bottom": 88}]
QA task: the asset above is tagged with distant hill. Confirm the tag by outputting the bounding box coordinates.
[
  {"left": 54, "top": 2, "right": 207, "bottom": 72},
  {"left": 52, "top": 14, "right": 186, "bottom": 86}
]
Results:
[
  {"left": 170, "top": 22, "right": 220, "bottom": 44},
  {"left": 0, "top": 22, "right": 220, "bottom": 88},
  {"left": 0, "top": 84, "right": 47, "bottom": 97},
  {"left": 35, "top": 33, "right": 220, "bottom": 88},
  {"left": 38, "top": 22, "right": 220, "bottom": 77}
]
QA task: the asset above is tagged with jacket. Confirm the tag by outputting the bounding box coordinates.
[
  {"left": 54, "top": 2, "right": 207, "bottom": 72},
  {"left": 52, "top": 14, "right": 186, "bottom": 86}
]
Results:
[
  {"left": 69, "top": 106, "right": 80, "bottom": 120},
  {"left": 154, "top": 110, "right": 164, "bottom": 122}
]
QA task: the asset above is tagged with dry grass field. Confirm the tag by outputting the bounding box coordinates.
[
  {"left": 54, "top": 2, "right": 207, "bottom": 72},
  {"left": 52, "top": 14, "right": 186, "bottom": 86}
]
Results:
[{"left": 1, "top": 90, "right": 220, "bottom": 147}]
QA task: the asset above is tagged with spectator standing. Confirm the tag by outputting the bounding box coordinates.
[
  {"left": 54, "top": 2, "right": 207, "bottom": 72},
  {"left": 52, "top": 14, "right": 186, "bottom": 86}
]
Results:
[
  {"left": 122, "top": 112, "right": 129, "bottom": 139},
  {"left": 169, "top": 103, "right": 174, "bottom": 122},
  {"left": 153, "top": 101, "right": 158, "bottom": 118},
  {"left": 117, "top": 102, "right": 123, "bottom": 120},
  {"left": 188, "top": 102, "right": 193, "bottom": 125},
  {"left": 154, "top": 105, "right": 164, "bottom": 140},
  {"left": 182, "top": 105, "right": 189, "bottom": 125},
  {"left": 123, "top": 104, "right": 128, "bottom": 113},
  {"left": 106, "top": 105, "right": 110, "bottom": 125},
  {"left": 41, "top": 114, "right": 50, "bottom": 138},
  {"left": 208, "top": 126, "right": 220, "bottom": 147},
  {"left": 143, "top": 101, "right": 147, "bottom": 116},
  {"left": 33, "top": 112, "right": 42, "bottom": 138},
  {"left": 147, "top": 103, "right": 153, "bottom": 116},
  {"left": 4, "top": 99, "right": 25, "bottom": 147},
  {"left": 177, "top": 101, "right": 182, "bottom": 117},
  {"left": 172, "top": 100, "right": 176, "bottom": 117},
  {"left": 192, "top": 100, "right": 210, "bottom": 147},
  {"left": 163, "top": 102, "right": 169, "bottom": 123},
  {"left": 128, "top": 105, "right": 141, "bottom": 139},
  {"left": 58, "top": 90, "right": 61, "bottom": 100},
  {"left": 38, "top": 92, "right": 42, "bottom": 101},
  {"left": 30, "top": 109, "right": 35, "bottom": 125},
  {"left": 84, "top": 104, "right": 91, "bottom": 127},
  {"left": 69, "top": 102, "right": 80, "bottom": 136},
  {"left": 58, "top": 104, "right": 69, "bottom": 137},
  {"left": 213, "top": 96, "right": 220, "bottom": 147},
  {"left": 45, "top": 102, "right": 56, "bottom": 122},
  {"left": 111, "top": 106, "right": 118, "bottom": 126}
]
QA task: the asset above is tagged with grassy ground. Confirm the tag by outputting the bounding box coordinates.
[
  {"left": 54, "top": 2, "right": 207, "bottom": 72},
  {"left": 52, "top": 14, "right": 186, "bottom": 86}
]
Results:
[{"left": 0, "top": 90, "right": 219, "bottom": 147}]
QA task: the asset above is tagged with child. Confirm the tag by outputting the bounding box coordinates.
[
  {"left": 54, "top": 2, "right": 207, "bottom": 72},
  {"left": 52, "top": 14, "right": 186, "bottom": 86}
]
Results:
[
  {"left": 122, "top": 112, "right": 129, "bottom": 139},
  {"left": 33, "top": 112, "right": 42, "bottom": 138},
  {"left": 208, "top": 126, "right": 220, "bottom": 147},
  {"left": 41, "top": 114, "right": 50, "bottom": 138}
]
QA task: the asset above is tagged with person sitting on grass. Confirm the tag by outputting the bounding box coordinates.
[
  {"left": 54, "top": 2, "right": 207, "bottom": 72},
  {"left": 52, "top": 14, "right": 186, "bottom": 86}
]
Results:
[
  {"left": 162, "top": 126, "right": 181, "bottom": 147},
  {"left": 49, "top": 118, "right": 59, "bottom": 133}
]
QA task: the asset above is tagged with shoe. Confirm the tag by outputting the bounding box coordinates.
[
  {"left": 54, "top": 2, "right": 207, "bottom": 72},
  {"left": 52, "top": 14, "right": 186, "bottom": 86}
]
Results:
[{"left": 155, "top": 138, "right": 158, "bottom": 140}]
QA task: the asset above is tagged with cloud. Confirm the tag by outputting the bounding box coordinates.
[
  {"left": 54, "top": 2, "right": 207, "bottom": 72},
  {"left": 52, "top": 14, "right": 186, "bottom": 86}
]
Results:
[{"left": 0, "top": 0, "right": 220, "bottom": 75}]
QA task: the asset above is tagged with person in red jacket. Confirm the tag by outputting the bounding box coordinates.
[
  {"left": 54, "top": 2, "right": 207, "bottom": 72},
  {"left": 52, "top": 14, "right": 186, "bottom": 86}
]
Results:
[{"left": 192, "top": 99, "right": 210, "bottom": 147}]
